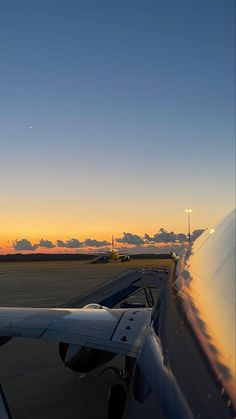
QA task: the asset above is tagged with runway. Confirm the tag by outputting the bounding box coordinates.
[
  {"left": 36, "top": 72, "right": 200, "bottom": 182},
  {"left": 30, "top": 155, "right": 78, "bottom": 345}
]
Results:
[{"left": 0, "top": 259, "right": 169, "bottom": 419}]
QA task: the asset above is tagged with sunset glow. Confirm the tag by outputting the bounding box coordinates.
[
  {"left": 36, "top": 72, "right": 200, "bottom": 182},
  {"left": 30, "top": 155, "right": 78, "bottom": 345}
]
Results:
[{"left": 0, "top": 1, "right": 234, "bottom": 255}]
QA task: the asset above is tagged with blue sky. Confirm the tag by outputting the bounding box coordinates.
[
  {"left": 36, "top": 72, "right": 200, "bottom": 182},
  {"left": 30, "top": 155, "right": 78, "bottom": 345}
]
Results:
[{"left": 0, "top": 0, "right": 235, "bottom": 245}]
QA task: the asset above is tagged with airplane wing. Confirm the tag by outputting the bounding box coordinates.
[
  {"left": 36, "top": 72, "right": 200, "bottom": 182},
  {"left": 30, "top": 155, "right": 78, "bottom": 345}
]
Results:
[
  {"left": 0, "top": 268, "right": 168, "bottom": 366},
  {"left": 0, "top": 306, "right": 151, "bottom": 358}
]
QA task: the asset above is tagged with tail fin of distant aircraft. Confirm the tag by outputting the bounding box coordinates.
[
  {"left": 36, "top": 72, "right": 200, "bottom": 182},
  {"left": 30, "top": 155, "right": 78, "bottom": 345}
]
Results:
[{"left": 112, "top": 235, "right": 115, "bottom": 250}]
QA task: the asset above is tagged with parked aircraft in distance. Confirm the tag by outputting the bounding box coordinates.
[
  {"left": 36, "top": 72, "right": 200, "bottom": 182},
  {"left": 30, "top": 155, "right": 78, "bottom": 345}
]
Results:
[
  {"left": 92, "top": 236, "right": 131, "bottom": 263},
  {"left": 0, "top": 210, "right": 235, "bottom": 419}
]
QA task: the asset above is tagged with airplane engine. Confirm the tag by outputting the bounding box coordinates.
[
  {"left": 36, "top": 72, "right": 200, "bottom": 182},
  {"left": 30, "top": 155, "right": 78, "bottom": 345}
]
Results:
[
  {"left": 59, "top": 303, "right": 116, "bottom": 373},
  {"left": 59, "top": 343, "right": 116, "bottom": 373},
  {"left": 0, "top": 337, "right": 11, "bottom": 347}
]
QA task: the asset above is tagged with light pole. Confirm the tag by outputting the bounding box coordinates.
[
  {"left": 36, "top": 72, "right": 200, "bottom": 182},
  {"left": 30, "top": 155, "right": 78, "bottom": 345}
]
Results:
[{"left": 185, "top": 208, "right": 192, "bottom": 244}]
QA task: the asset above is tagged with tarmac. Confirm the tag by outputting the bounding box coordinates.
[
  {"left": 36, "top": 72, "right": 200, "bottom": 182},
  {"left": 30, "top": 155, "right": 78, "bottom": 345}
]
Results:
[{"left": 0, "top": 259, "right": 168, "bottom": 419}]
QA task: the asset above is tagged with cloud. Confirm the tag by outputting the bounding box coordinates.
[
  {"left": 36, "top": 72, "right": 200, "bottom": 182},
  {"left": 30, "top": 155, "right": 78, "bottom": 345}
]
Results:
[
  {"left": 143, "top": 233, "right": 159, "bottom": 243},
  {"left": 175, "top": 233, "right": 188, "bottom": 243},
  {"left": 153, "top": 229, "right": 177, "bottom": 243},
  {"left": 117, "top": 232, "right": 144, "bottom": 245},
  {"left": 144, "top": 230, "right": 189, "bottom": 243},
  {"left": 56, "top": 239, "right": 82, "bottom": 248},
  {"left": 191, "top": 229, "right": 206, "bottom": 240},
  {"left": 38, "top": 239, "right": 55, "bottom": 249},
  {"left": 13, "top": 239, "right": 39, "bottom": 251},
  {"left": 83, "top": 239, "right": 110, "bottom": 247},
  {"left": 56, "top": 238, "right": 110, "bottom": 248},
  {"left": 145, "top": 228, "right": 205, "bottom": 243},
  {"left": 143, "top": 234, "right": 152, "bottom": 242},
  {"left": 11, "top": 228, "right": 205, "bottom": 253},
  {"left": 143, "top": 230, "right": 177, "bottom": 243}
]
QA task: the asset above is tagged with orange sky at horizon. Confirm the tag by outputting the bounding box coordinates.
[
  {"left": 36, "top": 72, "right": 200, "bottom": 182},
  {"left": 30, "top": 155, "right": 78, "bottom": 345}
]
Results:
[
  {"left": 1, "top": 204, "right": 232, "bottom": 241},
  {"left": 1, "top": 195, "right": 234, "bottom": 255}
]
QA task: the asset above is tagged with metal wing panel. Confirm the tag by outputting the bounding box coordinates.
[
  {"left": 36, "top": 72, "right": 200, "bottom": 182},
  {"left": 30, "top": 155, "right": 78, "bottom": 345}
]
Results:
[
  {"left": 111, "top": 310, "right": 152, "bottom": 348},
  {"left": 0, "top": 307, "right": 151, "bottom": 357},
  {"left": 0, "top": 307, "right": 119, "bottom": 338}
]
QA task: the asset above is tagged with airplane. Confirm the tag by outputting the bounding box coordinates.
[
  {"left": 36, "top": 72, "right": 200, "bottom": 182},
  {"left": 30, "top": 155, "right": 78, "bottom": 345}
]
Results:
[
  {"left": 92, "top": 236, "right": 131, "bottom": 263},
  {"left": 0, "top": 210, "right": 235, "bottom": 419}
]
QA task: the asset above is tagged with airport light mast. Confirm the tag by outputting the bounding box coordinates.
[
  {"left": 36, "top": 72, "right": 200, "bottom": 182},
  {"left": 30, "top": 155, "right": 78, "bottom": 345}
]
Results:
[{"left": 185, "top": 208, "right": 192, "bottom": 245}]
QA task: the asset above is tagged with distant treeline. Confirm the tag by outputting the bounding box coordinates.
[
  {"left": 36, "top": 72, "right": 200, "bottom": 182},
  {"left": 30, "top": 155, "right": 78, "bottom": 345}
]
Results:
[
  {"left": 0, "top": 253, "right": 173, "bottom": 262},
  {"left": 0, "top": 253, "right": 95, "bottom": 262}
]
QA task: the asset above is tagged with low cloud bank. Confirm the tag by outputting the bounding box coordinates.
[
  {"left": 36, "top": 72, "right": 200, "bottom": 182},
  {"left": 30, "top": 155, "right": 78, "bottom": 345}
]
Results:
[
  {"left": 12, "top": 237, "right": 111, "bottom": 251},
  {"left": 117, "top": 228, "right": 205, "bottom": 245},
  {"left": 116, "top": 233, "right": 144, "bottom": 245},
  {"left": 12, "top": 228, "right": 205, "bottom": 252},
  {"left": 56, "top": 239, "right": 82, "bottom": 248},
  {"left": 13, "top": 239, "right": 39, "bottom": 251},
  {"left": 191, "top": 229, "right": 205, "bottom": 240},
  {"left": 38, "top": 239, "right": 55, "bottom": 249},
  {"left": 84, "top": 239, "right": 110, "bottom": 247}
]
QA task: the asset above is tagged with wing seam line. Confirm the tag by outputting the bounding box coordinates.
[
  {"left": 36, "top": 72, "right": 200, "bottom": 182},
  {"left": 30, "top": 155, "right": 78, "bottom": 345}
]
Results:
[{"left": 109, "top": 311, "right": 126, "bottom": 341}]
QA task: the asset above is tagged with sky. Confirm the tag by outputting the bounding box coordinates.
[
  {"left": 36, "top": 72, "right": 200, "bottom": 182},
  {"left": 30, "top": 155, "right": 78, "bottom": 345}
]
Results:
[{"left": 0, "top": 0, "right": 235, "bottom": 254}]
